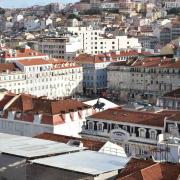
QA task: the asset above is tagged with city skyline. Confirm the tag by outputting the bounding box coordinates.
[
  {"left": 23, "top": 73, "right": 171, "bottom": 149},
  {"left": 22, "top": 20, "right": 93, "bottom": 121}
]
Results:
[{"left": 0, "top": 0, "right": 78, "bottom": 8}]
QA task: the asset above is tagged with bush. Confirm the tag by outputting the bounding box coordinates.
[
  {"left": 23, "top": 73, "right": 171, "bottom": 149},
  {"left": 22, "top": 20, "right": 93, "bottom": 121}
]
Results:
[{"left": 167, "top": 8, "right": 180, "bottom": 15}]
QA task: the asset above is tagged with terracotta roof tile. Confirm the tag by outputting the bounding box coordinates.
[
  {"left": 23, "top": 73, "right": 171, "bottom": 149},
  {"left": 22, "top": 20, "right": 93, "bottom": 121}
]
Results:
[
  {"left": 163, "top": 88, "right": 180, "bottom": 98},
  {"left": 0, "top": 48, "right": 47, "bottom": 59},
  {"left": 0, "top": 63, "right": 19, "bottom": 73},
  {"left": 118, "top": 158, "right": 156, "bottom": 179},
  {"left": 132, "top": 58, "right": 180, "bottom": 68},
  {"left": 89, "top": 108, "right": 166, "bottom": 127},
  {"left": 74, "top": 54, "right": 105, "bottom": 64},
  {"left": 117, "top": 158, "right": 180, "bottom": 180},
  {"left": 35, "top": 132, "right": 105, "bottom": 151},
  {"left": 17, "top": 58, "right": 51, "bottom": 66},
  {"left": 3, "top": 94, "right": 91, "bottom": 125},
  {"left": 6, "top": 94, "right": 91, "bottom": 114},
  {"left": 0, "top": 94, "right": 15, "bottom": 110}
]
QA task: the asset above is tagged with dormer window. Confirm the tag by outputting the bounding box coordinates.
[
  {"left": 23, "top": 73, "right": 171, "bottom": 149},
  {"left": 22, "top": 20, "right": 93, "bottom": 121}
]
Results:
[
  {"left": 168, "top": 124, "right": 176, "bottom": 133},
  {"left": 114, "top": 124, "right": 119, "bottom": 129},
  {"left": 122, "top": 125, "right": 127, "bottom": 131},
  {"left": 149, "top": 129, "right": 157, "bottom": 140},
  {"left": 88, "top": 121, "right": 94, "bottom": 130},
  {"left": 97, "top": 122, "right": 104, "bottom": 132},
  {"left": 139, "top": 128, "right": 146, "bottom": 138}
]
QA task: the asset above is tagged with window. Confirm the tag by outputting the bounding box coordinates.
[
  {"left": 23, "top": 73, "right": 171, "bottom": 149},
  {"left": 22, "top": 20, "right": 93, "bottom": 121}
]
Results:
[
  {"left": 168, "top": 124, "right": 175, "bottom": 133},
  {"left": 139, "top": 148, "right": 145, "bottom": 156},
  {"left": 122, "top": 125, "right": 127, "bottom": 131},
  {"left": 97, "top": 122, "right": 104, "bottom": 131},
  {"left": 150, "top": 130, "right": 156, "bottom": 140},
  {"left": 139, "top": 128, "right": 146, "bottom": 138},
  {"left": 125, "top": 144, "right": 130, "bottom": 155},
  {"left": 114, "top": 124, "right": 119, "bottom": 129},
  {"left": 2, "top": 121, "right": 6, "bottom": 129},
  {"left": 88, "top": 121, "right": 94, "bottom": 130}
]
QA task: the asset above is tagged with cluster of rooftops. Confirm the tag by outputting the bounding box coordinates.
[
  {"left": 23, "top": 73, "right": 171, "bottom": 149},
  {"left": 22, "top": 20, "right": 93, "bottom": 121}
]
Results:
[{"left": 0, "top": 92, "right": 179, "bottom": 127}]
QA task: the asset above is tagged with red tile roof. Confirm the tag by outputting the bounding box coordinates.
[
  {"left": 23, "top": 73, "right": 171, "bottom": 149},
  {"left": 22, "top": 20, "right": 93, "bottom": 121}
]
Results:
[
  {"left": 163, "top": 88, "right": 180, "bottom": 98},
  {"left": 0, "top": 63, "right": 19, "bottom": 73},
  {"left": 117, "top": 158, "right": 156, "bottom": 179},
  {"left": 6, "top": 94, "right": 91, "bottom": 115},
  {"left": 0, "top": 94, "right": 16, "bottom": 110},
  {"left": 0, "top": 48, "right": 47, "bottom": 59},
  {"left": 2, "top": 93, "right": 91, "bottom": 125},
  {"left": 35, "top": 132, "right": 105, "bottom": 151},
  {"left": 117, "top": 158, "right": 180, "bottom": 180},
  {"left": 132, "top": 58, "right": 180, "bottom": 68},
  {"left": 89, "top": 108, "right": 166, "bottom": 127},
  {"left": 17, "top": 58, "right": 51, "bottom": 66},
  {"left": 74, "top": 53, "right": 110, "bottom": 64}
]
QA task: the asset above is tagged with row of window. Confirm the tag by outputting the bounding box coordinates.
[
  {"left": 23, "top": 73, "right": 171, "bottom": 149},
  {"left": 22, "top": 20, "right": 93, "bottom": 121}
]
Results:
[{"left": 87, "top": 121, "right": 158, "bottom": 140}]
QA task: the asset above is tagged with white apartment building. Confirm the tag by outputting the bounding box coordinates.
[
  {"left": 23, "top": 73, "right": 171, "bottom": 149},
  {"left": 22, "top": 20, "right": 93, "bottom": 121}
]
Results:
[
  {"left": 101, "top": 2, "right": 119, "bottom": 10},
  {"left": 36, "top": 36, "right": 82, "bottom": 60},
  {"left": 0, "top": 59, "right": 83, "bottom": 98},
  {"left": 67, "top": 26, "right": 142, "bottom": 55},
  {"left": 81, "top": 107, "right": 180, "bottom": 160},
  {"left": 23, "top": 17, "right": 53, "bottom": 32},
  {"left": 0, "top": 93, "right": 93, "bottom": 137},
  {"left": 107, "top": 57, "right": 180, "bottom": 103},
  {"left": 24, "top": 18, "right": 41, "bottom": 31},
  {"left": 80, "top": 108, "right": 177, "bottom": 158}
]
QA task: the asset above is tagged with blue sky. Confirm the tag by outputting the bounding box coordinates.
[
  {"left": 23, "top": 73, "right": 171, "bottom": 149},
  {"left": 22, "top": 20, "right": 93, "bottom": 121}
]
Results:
[{"left": 0, "top": 0, "right": 78, "bottom": 8}]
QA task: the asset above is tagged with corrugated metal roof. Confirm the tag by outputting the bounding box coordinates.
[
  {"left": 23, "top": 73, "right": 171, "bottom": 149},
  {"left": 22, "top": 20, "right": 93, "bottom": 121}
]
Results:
[
  {"left": 31, "top": 150, "right": 130, "bottom": 175},
  {"left": 0, "top": 133, "right": 85, "bottom": 158}
]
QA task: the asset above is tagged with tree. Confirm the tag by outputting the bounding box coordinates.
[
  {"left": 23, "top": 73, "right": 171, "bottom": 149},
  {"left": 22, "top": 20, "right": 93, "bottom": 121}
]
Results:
[
  {"left": 82, "top": 8, "right": 102, "bottom": 15},
  {"left": 0, "top": 7, "right": 5, "bottom": 15},
  {"left": 167, "top": 8, "right": 180, "bottom": 15},
  {"left": 67, "top": 14, "right": 81, "bottom": 21}
]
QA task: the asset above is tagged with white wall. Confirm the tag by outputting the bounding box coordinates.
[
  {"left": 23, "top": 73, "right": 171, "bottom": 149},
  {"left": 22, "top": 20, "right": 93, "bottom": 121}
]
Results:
[{"left": 0, "top": 118, "right": 53, "bottom": 137}]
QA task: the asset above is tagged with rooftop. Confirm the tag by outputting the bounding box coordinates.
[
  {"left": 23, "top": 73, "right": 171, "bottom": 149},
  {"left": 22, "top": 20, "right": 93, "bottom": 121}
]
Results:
[
  {"left": 0, "top": 63, "right": 19, "bottom": 73},
  {"left": 117, "top": 158, "right": 180, "bottom": 180},
  {"left": 84, "top": 98, "right": 119, "bottom": 110},
  {"left": 74, "top": 53, "right": 105, "bottom": 64},
  {"left": 132, "top": 58, "right": 180, "bottom": 68},
  {"left": 89, "top": 108, "right": 167, "bottom": 127},
  {"left": 35, "top": 132, "right": 105, "bottom": 151},
  {"left": 17, "top": 58, "right": 51, "bottom": 66},
  {"left": 0, "top": 93, "right": 91, "bottom": 125},
  {"left": 31, "top": 150, "right": 130, "bottom": 175},
  {"left": 117, "top": 158, "right": 156, "bottom": 179},
  {"left": 163, "top": 88, "right": 180, "bottom": 98},
  {"left": 0, "top": 48, "right": 47, "bottom": 59},
  {"left": 0, "top": 133, "right": 85, "bottom": 158}
]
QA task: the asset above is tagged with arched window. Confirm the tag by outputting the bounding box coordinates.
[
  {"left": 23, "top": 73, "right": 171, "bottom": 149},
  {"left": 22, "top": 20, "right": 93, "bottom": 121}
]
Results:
[
  {"left": 122, "top": 125, "right": 127, "bottom": 131},
  {"left": 139, "top": 128, "right": 146, "bottom": 138},
  {"left": 88, "top": 121, "right": 94, "bottom": 130},
  {"left": 97, "top": 122, "right": 104, "bottom": 132},
  {"left": 149, "top": 130, "right": 157, "bottom": 140},
  {"left": 114, "top": 124, "right": 119, "bottom": 129}
]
